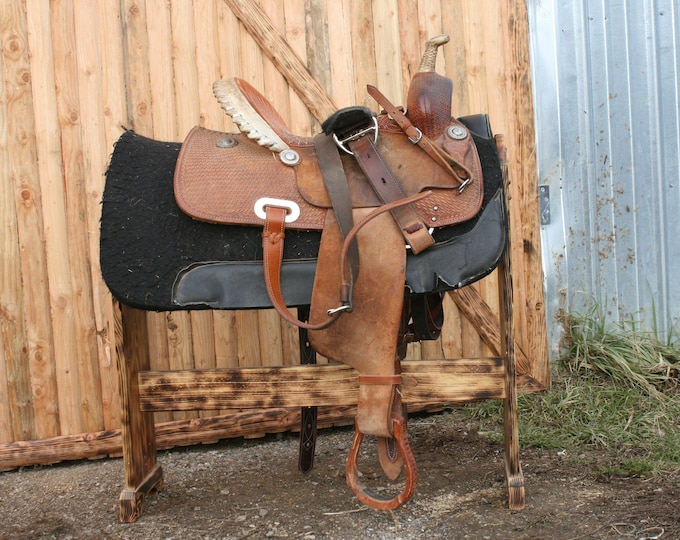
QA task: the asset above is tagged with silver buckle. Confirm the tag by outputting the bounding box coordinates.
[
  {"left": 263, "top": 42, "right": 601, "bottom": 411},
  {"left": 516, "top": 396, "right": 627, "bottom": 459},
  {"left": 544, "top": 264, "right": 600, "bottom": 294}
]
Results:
[
  {"left": 332, "top": 116, "right": 379, "bottom": 155},
  {"left": 408, "top": 127, "right": 423, "bottom": 144},
  {"left": 405, "top": 227, "right": 435, "bottom": 250}
]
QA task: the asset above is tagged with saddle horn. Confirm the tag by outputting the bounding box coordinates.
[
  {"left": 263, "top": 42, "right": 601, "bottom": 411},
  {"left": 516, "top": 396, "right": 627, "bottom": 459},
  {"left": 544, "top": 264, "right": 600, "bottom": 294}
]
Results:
[
  {"left": 407, "top": 34, "right": 454, "bottom": 138},
  {"left": 417, "top": 34, "right": 450, "bottom": 72}
]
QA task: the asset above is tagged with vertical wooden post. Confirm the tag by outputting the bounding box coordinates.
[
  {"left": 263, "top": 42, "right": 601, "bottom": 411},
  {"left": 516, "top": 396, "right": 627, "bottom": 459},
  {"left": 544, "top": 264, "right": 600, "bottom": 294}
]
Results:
[
  {"left": 117, "top": 304, "right": 163, "bottom": 522},
  {"left": 496, "top": 134, "right": 525, "bottom": 510}
]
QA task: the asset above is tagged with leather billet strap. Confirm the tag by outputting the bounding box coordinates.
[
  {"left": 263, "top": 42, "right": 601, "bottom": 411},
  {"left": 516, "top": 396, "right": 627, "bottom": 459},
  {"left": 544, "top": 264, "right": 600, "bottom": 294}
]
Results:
[
  {"left": 367, "top": 84, "right": 473, "bottom": 192},
  {"left": 322, "top": 108, "right": 435, "bottom": 254}
]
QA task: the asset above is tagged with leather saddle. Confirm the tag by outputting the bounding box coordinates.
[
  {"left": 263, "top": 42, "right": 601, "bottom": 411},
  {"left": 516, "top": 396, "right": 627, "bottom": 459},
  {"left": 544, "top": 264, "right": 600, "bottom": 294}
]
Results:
[{"left": 170, "top": 35, "right": 488, "bottom": 510}]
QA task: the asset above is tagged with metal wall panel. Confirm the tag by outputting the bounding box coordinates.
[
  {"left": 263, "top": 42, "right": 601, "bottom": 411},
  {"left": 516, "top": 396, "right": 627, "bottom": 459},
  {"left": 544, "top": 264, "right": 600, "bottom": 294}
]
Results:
[{"left": 527, "top": 0, "right": 680, "bottom": 356}]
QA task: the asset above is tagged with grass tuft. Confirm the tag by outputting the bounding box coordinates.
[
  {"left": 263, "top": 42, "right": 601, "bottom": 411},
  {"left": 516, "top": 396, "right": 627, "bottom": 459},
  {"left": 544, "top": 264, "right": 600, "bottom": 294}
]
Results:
[
  {"left": 563, "top": 302, "right": 680, "bottom": 398},
  {"left": 457, "top": 301, "right": 680, "bottom": 477}
]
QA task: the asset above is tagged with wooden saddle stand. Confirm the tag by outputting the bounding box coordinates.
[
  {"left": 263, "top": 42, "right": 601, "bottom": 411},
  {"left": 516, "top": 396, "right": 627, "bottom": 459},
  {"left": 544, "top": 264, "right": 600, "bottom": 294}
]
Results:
[{"left": 101, "top": 35, "right": 524, "bottom": 522}]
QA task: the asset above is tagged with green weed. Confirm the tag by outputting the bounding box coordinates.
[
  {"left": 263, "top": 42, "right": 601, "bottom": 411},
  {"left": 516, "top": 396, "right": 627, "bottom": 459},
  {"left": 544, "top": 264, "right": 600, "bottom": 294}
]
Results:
[{"left": 457, "top": 301, "right": 680, "bottom": 477}]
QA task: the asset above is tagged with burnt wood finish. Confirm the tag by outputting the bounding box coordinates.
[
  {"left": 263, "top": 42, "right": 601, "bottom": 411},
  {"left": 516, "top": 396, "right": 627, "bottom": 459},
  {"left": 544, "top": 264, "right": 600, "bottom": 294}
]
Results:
[
  {"left": 117, "top": 306, "right": 164, "bottom": 522},
  {"left": 136, "top": 359, "right": 506, "bottom": 411}
]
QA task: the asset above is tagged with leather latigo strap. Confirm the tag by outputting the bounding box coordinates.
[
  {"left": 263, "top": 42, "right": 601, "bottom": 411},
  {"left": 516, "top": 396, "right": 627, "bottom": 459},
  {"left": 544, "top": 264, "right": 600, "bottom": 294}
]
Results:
[{"left": 313, "top": 133, "right": 360, "bottom": 307}]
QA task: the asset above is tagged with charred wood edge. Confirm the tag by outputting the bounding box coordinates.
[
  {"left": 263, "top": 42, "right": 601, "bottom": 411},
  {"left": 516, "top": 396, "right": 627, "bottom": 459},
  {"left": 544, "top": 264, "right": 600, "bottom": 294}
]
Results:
[
  {"left": 137, "top": 359, "right": 507, "bottom": 411},
  {"left": 0, "top": 404, "right": 417, "bottom": 471},
  {"left": 0, "top": 368, "right": 542, "bottom": 472},
  {"left": 449, "top": 287, "right": 533, "bottom": 376}
]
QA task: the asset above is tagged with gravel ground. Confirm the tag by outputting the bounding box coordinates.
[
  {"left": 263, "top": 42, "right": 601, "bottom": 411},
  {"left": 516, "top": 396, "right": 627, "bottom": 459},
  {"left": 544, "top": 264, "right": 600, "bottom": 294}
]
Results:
[{"left": 1, "top": 412, "right": 678, "bottom": 539}]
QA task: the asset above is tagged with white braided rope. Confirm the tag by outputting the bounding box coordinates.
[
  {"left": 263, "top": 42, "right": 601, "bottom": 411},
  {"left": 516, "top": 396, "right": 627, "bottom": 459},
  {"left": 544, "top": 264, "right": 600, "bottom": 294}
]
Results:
[{"left": 213, "top": 78, "right": 289, "bottom": 153}]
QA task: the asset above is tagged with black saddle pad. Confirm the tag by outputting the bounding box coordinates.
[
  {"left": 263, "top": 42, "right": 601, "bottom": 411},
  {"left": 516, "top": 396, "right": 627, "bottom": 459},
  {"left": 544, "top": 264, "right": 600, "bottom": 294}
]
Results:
[{"left": 100, "top": 119, "right": 505, "bottom": 311}]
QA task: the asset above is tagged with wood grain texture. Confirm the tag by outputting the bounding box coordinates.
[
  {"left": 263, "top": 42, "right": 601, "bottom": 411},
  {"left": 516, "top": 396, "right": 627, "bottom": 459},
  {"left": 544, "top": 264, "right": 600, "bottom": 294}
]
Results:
[
  {"left": 0, "top": 0, "right": 548, "bottom": 460},
  {"left": 223, "top": 0, "right": 337, "bottom": 119},
  {"left": 137, "top": 359, "right": 505, "bottom": 411}
]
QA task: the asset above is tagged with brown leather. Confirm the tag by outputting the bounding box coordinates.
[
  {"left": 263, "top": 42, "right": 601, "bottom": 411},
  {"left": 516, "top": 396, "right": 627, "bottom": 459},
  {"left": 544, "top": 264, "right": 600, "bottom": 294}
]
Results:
[
  {"left": 346, "top": 414, "right": 418, "bottom": 511},
  {"left": 308, "top": 208, "right": 406, "bottom": 437},
  {"left": 314, "top": 133, "right": 360, "bottom": 305},
  {"left": 377, "top": 435, "right": 405, "bottom": 481},
  {"left": 348, "top": 135, "right": 435, "bottom": 254},
  {"left": 174, "top": 127, "right": 325, "bottom": 230},
  {"left": 262, "top": 192, "right": 432, "bottom": 328},
  {"left": 230, "top": 78, "right": 314, "bottom": 148},
  {"left": 172, "top": 51, "right": 488, "bottom": 510},
  {"left": 367, "top": 84, "right": 473, "bottom": 188},
  {"left": 174, "top": 80, "right": 484, "bottom": 229},
  {"left": 261, "top": 206, "right": 341, "bottom": 330},
  {"left": 406, "top": 71, "right": 455, "bottom": 138}
]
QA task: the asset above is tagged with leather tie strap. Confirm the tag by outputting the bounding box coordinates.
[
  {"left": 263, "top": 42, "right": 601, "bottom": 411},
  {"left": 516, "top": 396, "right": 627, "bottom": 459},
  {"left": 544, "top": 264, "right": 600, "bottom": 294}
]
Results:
[{"left": 314, "top": 133, "right": 360, "bottom": 310}]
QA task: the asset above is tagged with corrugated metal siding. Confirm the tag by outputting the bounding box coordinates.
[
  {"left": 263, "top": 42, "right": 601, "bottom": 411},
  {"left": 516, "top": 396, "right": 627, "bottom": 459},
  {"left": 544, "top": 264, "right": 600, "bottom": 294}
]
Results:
[{"left": 528, "top": 0, "right": 680, "bottom": 356}]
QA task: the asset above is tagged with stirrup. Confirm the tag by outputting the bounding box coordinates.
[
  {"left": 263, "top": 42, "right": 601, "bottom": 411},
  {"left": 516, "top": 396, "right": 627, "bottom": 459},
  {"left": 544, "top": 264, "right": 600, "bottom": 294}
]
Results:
[{"left": 345, "top": 414, "right": 418, "bottom": 510}]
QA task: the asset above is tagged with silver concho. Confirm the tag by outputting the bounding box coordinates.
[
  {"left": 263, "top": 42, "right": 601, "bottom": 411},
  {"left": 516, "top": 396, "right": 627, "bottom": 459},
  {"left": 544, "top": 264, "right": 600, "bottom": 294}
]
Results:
[
  {"left": 279, "top": 149, "right": 301, "bottom": 166},
  {"left": 447, "top": 125, "right": 468, "bottom": 140},
  {"left": 216, "top": 137, "right": 238, "bottom": 148}
]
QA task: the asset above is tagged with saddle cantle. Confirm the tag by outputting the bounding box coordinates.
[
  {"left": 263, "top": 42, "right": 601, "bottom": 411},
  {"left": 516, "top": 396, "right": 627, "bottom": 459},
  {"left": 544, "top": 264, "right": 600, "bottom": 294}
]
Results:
[{"left": 167, "top": 34, "right": 490, "bottom": 510}]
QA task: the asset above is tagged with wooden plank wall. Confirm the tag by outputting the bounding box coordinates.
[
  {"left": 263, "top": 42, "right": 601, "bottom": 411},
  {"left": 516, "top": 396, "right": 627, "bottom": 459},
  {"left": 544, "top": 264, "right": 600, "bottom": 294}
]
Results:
[{"left": 0, "top": 0, "right": 547, "bottom": 461}]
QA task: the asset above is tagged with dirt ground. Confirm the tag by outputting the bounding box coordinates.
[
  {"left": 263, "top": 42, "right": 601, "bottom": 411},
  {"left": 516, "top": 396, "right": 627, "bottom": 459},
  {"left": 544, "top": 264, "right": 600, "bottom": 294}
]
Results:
[{"left": 1, "top": 411, "right": 677, "bottom": 540}]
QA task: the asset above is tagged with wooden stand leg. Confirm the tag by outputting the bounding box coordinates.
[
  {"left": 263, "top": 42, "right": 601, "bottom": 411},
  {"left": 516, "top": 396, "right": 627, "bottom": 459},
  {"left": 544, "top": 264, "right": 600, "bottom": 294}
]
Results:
[
  {"left": 498, "top": 256, "right": 525, "bottom": 510},
  {"left": 297, "top": 306, "right": 318, "bottom": 473},
  {"left": 496, "top": 134, "right": 525, "bottom": 510},
  {"left": 117, "top": 305, "right": 163, "bottom": 523}
]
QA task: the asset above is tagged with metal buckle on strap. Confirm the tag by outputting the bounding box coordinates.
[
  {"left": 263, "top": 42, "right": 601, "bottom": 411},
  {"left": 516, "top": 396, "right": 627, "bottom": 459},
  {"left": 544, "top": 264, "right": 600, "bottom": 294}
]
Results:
[
  {"left": 327, "top": 304, "right": 352, "bottom": 316},
  {"left": 405, "top": 227, "right": 435, "bottom": 250},
  {"left": 332, "top": 116, "right": 379, "bottom": 155},
  {"left": 408, "top": 127, "right": 422, "bottom": 144}
]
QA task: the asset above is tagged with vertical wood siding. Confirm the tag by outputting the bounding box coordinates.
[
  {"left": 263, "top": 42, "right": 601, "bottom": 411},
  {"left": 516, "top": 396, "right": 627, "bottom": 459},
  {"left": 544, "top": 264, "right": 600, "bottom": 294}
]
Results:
[{"left": 0, "top": 0, "right": 546, "bottom": 458}]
